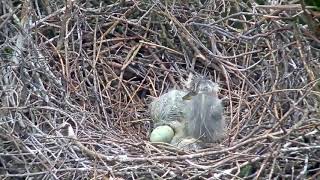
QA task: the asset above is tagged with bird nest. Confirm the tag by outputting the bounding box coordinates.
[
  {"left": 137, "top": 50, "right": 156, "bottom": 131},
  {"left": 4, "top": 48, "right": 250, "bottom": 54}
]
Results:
[{"left": 1, "top": 0, "right": 320, "bottom": 179}]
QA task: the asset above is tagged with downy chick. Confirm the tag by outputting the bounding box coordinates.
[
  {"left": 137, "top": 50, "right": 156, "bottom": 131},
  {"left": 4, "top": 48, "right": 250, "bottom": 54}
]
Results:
[{"left": 149, "top": 77, "right": 226, "bottom": 148}]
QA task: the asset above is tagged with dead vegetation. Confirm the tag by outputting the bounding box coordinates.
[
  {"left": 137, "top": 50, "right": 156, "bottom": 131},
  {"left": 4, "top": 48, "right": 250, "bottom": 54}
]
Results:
[{"left": 0, "top": 0, "right": 320, "bottom": 179}]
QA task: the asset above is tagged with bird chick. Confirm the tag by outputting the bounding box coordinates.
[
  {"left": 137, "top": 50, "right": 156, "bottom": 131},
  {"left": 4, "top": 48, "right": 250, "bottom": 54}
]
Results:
[
  {"left": 149, "top": 78, "right": 226, "bottom": 148},
  {"left": 149, "top": 89, "right": 190, "bottom": 144},
  {"left": 185, "top": 79, "right": 226, "bottom": 143},
  {"left": 149, "top": 89, "right": 190, "bottom": 126}
]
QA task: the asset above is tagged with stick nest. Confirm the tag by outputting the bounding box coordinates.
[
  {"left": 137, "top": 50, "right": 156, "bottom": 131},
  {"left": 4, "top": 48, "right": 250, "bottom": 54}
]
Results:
[{"left": 0, "top": 0, "right": 320, "bottom": 179}]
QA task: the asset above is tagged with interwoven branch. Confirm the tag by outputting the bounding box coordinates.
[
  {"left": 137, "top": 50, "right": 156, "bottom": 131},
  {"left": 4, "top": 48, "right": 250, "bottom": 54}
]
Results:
[{"left": 0, "top": 0, "right": 319, "bottom": 179}]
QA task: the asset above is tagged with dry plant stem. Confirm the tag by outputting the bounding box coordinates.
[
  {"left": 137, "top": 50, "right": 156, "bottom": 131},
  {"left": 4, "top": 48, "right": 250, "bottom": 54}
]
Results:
[
  {"left": 140, "top": 40, "right": 183, "bottom": 56},
  {"left": 71, "top": 129, "right": 283, "bottom": 163},
  {"left": 269, "top": 84, "right": 315, "bottom": 133},
  {"left": 0, "top": 4, "right": 21, "bottom": 29},
  {"left": 124, "top": 67, "right": 153, "bottom": 110},
  {"left": 255, "top": 4, "right": 318, "bottom": 10},
  {"left": 149, "top": 49, "right": 177, "bottom": 87},
  {"left": 158, "top": 7, "right": 209, "bottom": 62},
  {"left": 1, "top": 0, "right": 319, "bottom": 178},
  {"left": 294, "top": 25, "right": 315, "bottom": 82}
]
